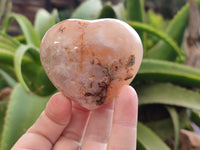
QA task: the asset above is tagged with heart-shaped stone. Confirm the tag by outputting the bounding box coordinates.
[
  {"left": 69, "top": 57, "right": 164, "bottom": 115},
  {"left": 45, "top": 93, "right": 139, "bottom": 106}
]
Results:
[{"left": 40, "top": 19, "right": 143, "bottom": 110}]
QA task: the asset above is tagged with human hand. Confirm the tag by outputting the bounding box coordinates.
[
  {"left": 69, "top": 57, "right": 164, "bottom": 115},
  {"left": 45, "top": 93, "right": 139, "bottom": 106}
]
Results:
[{"left": 12, "top": 85, "right": 138, "bottom": 150}]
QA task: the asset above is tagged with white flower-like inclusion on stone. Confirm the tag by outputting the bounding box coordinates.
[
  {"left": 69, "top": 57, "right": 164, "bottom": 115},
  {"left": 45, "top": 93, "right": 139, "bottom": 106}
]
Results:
[{"left": 40, "top": 18, "right": 143, "bottom": 110}]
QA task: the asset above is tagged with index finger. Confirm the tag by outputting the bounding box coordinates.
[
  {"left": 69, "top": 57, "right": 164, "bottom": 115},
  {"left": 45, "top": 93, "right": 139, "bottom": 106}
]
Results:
[{"left": 12, "top": 93, "right": 72, "bottom": 150}]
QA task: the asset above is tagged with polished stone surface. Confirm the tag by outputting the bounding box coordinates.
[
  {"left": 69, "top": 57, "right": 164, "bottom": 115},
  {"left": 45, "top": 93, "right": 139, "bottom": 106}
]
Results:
[{"left": 40, "top": 19, "right": 143, "bottom": 110}]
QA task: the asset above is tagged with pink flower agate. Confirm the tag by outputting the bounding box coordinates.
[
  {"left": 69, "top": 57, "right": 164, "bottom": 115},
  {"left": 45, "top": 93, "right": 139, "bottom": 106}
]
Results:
[{"left": 40, "top": 19, "right": 143, "bottom": 110}]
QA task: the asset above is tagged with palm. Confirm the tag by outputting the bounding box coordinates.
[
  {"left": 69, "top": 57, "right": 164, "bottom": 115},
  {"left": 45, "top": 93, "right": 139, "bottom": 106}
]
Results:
[{"left": 12, "top": 85, "right": 138, "bottom": 150}]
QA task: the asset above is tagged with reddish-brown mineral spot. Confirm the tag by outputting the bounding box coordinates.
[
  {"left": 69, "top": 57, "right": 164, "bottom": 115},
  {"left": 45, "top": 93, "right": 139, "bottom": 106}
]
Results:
[{"left": 40, "top": 19, "right": 143, "bottom": 110}]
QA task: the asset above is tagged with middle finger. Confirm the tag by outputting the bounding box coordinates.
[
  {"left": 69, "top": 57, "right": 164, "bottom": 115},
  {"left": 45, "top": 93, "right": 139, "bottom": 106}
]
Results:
[
  {"left": 53, "top": 102, "right": 90, "bottom": 150},
  {"left": 81, "top": 101, "right": 114, "bottom": 150}
]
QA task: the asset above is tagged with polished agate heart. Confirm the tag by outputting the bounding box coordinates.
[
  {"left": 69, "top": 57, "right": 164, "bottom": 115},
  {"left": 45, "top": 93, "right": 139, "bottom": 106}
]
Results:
[{"left": 40, "top": 19, "right": 143, "bottom": 110}]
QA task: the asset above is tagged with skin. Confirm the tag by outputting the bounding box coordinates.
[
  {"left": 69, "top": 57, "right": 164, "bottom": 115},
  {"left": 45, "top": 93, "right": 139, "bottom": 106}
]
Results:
[{"left": 12, "top": 85, "right": 138, "bottom": 150}]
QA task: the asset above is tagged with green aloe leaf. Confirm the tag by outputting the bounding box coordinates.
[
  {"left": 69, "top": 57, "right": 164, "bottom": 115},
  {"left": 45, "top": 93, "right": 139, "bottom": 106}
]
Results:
[
  {"left": 11, "top": 13, "right": 40, "bottom": 47},
  {"left": 0, "top": 48, "right": 42, "bottom": 88},
  {"left": 0, "top": 64, "right": 15, "bottom": 80},
  {"left": 0, "top": 49, "right": 15, "bottom": 65},
  {"left": 125, "top": 0, "right": 144, "bottom": 22},
  {"left": 166, "top": 106, "right": 180, "bottom": 150},
  {"left": 0, "top": 78, "right": 8, "bottom": 89},
  {"left": 0, "top": 48, "right": 34, "bottom": 68},
  {"left": 0, "top": 69, "right": 16, "bottom": 87},
  {"left": 71, "top": 0, "right": 103, "bottom": 20},
  {"left": 13, "top": 44, "right": 55, "bottom": 96},
  {"left": 32, "top": 66, "right": 56, "bottom": 96},
  {"left": 0, "top": 37, "right": 16, "bottom": 49},
  {"left": 0, "top": 84, "right": 50, "bottom": 150},
  {"left": 0, "top": 31, "right": 20, "bottom": 48},
  {"left": 14, "top": 35, "right": 26, "bottom": 44},
  {"left": 128, "top": 22, "right": 184, "bottom": 60},
  {"left": 98, "top": 5, "right": 117, "bottom": 18},
  {"left": 146, "top": 118, "right": 174, "bottom": 141},
  {"left": 0, "top": 42, "right": 16, "bottom": 52},
  {"left": 34, "top": 9, "right": 58, "bottom": 40},
  {"left": 137, "top": 122, "right": 170, "bottom": 150},
  {"left": 134, "top": 59, "right": 200, "bottom": 88},
  {"left": 0, "top": 45, "right": 54, "bottom": 96},
  {"left": 112, "top": 2, "right": 125, "bottom": 20},
  {"left": 145, "top": 109, "right": 189, "bottom": 141},
  {"left": 190, "top": 111, "right": 200, "bottom": 128},
  {"left": 145, "top": 3, "right": 189, "bottom": 60},
  {"left": 14, "top": 44, "right": 39, "bottom": 92},
  {"left": 125, "top": 0, "right": 144, "bottom": 42},
  {"left": 0, "top": 0, "right": 6, "bottom": 19},
  {"left": 137, "top": 141, "right": 146, "bottom": 150},
  {"left": 1, "top": 1, "right": 12, "bottom": 33},
  {"left": 136, "top": 83, "right": 200, "bottom": 110},
  {"left": 146, "top": 0, "right": 200, "bottom": 60},
  {"left": 0, "top": 99, "right": 9, "bottom": 146}
]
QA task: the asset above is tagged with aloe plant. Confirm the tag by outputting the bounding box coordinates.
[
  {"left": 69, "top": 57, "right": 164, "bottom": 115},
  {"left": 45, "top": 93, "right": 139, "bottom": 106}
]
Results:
[
  {"left": 0, "top": 5, "right": 58, "bottom": 149},
  {"left": 0, "top": 0, "right": 200, "bottom": 149}
]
